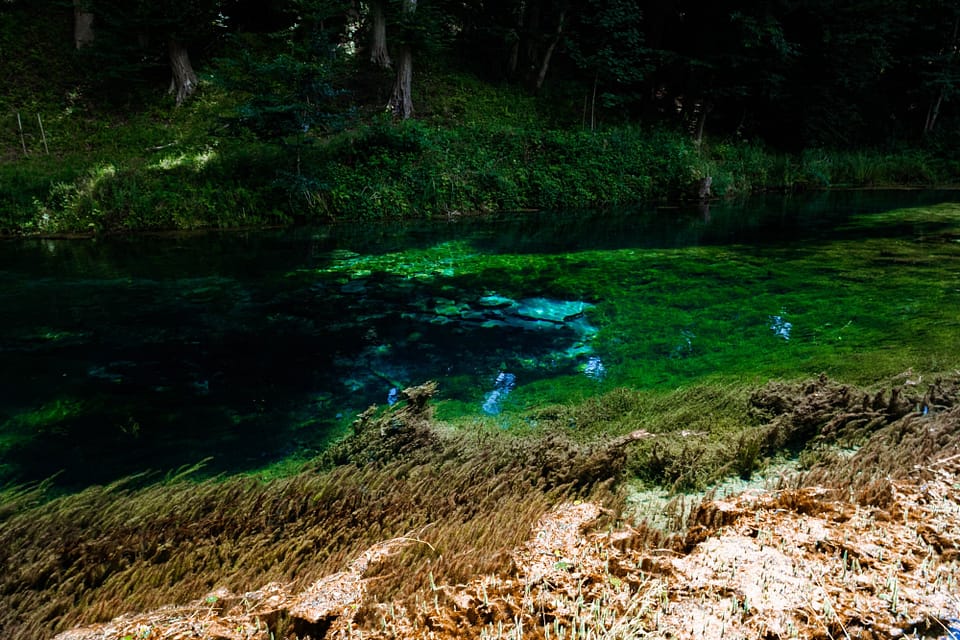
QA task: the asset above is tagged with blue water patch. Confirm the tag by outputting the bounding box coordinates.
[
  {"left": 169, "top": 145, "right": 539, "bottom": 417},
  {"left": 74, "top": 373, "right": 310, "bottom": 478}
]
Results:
[
  {"left": 482, "top": 372, "right": 516, "bottom": 415},
  {"left": 583, "top": 356, "right": 607, "bottom": 381},
  {"left": 769, "top": 313, "right": 793, "bottom": 341},
  {"left": 671, "top": 329, "right": 696, "bottom": 358}
]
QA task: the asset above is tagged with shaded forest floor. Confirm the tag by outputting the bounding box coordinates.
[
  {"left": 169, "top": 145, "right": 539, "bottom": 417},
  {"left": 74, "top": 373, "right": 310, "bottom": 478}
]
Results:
[{"left": 18, "top": 374, "right": 960, "bottom": 640}]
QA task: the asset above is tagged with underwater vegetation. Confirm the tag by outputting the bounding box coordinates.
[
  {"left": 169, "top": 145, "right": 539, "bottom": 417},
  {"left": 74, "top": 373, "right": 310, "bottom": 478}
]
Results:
[
  {"left": 1, "top": 193, "right": 960, "bottom": 639},
  {"left": 1, "top": 196, "right": 960, "bottom": 490}
]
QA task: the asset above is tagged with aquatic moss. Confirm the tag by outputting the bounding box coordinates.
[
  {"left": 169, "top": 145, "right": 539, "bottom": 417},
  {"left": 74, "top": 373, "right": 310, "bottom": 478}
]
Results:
[{"left": 3, "top": 198, "right": 960, "bottom": 491}]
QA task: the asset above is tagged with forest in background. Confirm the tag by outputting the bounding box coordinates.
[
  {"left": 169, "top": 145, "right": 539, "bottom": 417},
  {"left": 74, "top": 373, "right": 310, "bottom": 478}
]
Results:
[{"left": 3, "top": 0, "right": 960, "bottom": 232}]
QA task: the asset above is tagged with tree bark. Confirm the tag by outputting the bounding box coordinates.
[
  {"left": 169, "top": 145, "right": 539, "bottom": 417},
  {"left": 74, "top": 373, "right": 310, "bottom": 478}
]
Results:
[
  {"left": 388, "top": 47, "right": 414, "bottom": 119},
  {"left": 73, "top": 0, "right": 94, "bottom": 49},
  {"left": 589, "top": 71, "right": 598, "bottom": 131},
  {"left": 387, "top": 0, "right": 416, "bottom": 119},
  {"left": 507, "top": 0, "right": 526, "bottom": 79},
  {"left": 925, "top": 92, "right": 944, "bottom": 134},
  {"left": 925, "top": 12, "right": 960, "bottom": 134},
  {"left": 168, "top": 38, "right": 198, "bottom": 106},
  {"left": 533, "top": 7, "right": 565, "bottom": 92},
  {"left": 522, "top": 1, "right": 541, "bottom": 85},
  {"left": 369, "top": 0, "right": 391, "bottom": 68},
  {"left": 694, "top": 101, "right": 709, "bottom": 145}
]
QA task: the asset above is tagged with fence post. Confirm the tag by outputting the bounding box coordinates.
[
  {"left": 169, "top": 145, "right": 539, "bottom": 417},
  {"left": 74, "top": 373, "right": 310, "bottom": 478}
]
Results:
[
  {"left": 37, "top": 113, "right": 49, "bottom": 154},
  {"left": 17, "top": 112, "right": 28, "bottom": 155}
]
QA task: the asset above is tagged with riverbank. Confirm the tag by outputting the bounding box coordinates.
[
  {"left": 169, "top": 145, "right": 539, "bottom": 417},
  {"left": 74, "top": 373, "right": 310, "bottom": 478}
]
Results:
[
  {"left": 4, "top": 77, "right": 959, "bottom": 237},
  {"left": 55, "top": 475, "right": 960, "bottom": 640},
  {"left": 3, "top": 373, "right": 959, "bottom": 639}
]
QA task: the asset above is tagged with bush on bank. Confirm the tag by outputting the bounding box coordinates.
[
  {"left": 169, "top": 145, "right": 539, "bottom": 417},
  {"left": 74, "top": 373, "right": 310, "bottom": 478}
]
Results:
[{"left": 2, "top": 95, "right": 956, "bottom": 235}]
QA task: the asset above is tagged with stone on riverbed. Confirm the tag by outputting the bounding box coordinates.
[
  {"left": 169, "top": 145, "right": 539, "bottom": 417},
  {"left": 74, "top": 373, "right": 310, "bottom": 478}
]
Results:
[
  {"left": 514, "top": 298, "right": 592, "bottom": 324},
  {"left": 477, "top": 294, "right": 514, "bottom": 308}
]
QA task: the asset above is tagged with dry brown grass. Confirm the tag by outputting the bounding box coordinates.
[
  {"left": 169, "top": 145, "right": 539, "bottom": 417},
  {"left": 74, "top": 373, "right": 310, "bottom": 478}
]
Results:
[
  {"left": 9, "top": 373, "right": 960, "bottom": 640},
  {"left": 0, "top": 383, "right": 637, "bottom": 640},
  {"left": 56, "top": 467, "right": 960, "bottom": 640}
]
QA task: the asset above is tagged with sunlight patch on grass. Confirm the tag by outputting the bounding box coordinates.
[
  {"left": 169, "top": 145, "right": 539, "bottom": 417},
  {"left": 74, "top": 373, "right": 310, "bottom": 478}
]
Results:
[{"left": 153, "top": 147, "right": 219, "bottom": 172}]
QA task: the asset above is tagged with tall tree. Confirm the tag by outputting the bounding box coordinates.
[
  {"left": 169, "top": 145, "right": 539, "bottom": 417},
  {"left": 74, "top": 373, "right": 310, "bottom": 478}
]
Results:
[
  {"left": 82, "top": 0, "right": 223, "bottom": 105},
  {"left": 662, "top": 1, "right": 797, "bottom": 143},
  {"left": 565, "top": 0, "right": 651, "bottom": 128},
  {"left": 916, "top": 0, "right": 960, "bottom": 134},
  {"left": 213, "top": 0, "right": 353, "bottom": 207},
  {"left": 768, "top": 0, "right": 906, "bottom": 146},
  {"left": 167, "top": 36, "right": 199, "bottom": 105},
  {"left": 387, "top": 0, "right": 417, "bottom": 118},
  {"left": 73, "top": 0, "right": 95, "bottom": 48},
  {"left": 514, "top": 0, "right": 569, "bottom": 90},
  {"left": 368, "top": 0, "right": 392, "bottom": 67}
]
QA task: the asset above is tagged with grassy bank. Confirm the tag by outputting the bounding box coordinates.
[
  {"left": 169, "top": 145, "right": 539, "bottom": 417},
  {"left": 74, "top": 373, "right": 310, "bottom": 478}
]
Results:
[{"left": 3, "top": 76, "right": 958, "bottom": 235}]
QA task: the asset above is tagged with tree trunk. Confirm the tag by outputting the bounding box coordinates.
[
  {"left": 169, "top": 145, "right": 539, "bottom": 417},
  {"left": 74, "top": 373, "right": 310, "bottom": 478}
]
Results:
[
  {"left": 507, "top": 0, "right": 526, "bottom": 79},
  {"left": 533, "top": 7, "right": 565, "bottom": 93},
  {"left": 168, "top": 38, "right": 198, "bottom": 106},
  {"left": 926, "top": 12, "right": 960, "bottom": 134},
  {"left": 73, "top": 0, "right": 94, "bottom": 49},
  {"left": 388, "top": 47, "right": 414, "bottom": 119},
  {"left": 522, "top": 1, "right": 541, "bottom": 86},
  {"left": 589, "top": 72, "right": 598, "bottom": 131},
  {"left": 694, "top": 103, "right": 708, "bottom": 145},
  {"left": 369, "top": 0, "right": 391, "bottom": 68},
  {"left": 387, "top": 0, "right": 416, "bottom": 119},
  {"left": 925, "top": 91, "right": 944, "bottom": 134}
]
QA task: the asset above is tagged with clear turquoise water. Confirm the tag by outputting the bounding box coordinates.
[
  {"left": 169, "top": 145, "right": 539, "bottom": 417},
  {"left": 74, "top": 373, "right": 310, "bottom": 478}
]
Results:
[{"left": 2, "top": 190, "right": 959, "bottom": 489}]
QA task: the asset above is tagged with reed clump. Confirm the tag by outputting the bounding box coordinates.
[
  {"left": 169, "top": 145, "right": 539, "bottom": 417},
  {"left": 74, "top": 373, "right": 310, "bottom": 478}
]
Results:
[
  {"left": 0, "top": 383, "right": 640, "bottom": 640},
  {"left": 799, "top": 377, "right": 960, "bottom": 504}
]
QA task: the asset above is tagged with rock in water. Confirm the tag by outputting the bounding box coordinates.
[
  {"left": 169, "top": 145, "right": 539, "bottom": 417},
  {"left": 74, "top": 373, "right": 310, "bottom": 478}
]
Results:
[{"left": 514, "top": 298, "right": 591, "bottom": 324}]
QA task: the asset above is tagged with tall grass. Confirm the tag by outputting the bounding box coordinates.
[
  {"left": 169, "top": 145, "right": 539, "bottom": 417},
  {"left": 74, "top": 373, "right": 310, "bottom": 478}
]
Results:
[
  {"left": 0, "top": 384, "right": 628, "bottom": 640},
  {"left": 3, "top": 370, "right": 955, "bottom": 639}
]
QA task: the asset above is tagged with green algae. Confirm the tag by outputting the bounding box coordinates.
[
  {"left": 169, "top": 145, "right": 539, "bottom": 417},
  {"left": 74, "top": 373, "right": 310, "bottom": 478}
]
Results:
[
  {"left": 7, "top": 398, "right": 91, "bottom": 431},
  {"left": 3, "top": 196, "right": 960, "bottom": 491},
  {"left": 295, "top": 201, "right": 960, "bottom": 417},
  {"left": 429, "top": 202, "right": 960, "bottom": 428}
]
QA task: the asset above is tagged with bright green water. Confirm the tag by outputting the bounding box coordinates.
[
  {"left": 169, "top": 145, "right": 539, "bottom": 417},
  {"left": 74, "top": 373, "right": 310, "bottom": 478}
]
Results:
[{"left": 2, "top": 191, "right": 959, "bottom": 489}]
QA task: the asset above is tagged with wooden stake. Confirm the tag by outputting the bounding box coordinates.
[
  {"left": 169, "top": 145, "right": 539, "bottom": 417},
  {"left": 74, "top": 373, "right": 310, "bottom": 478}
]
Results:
[
  {"left": 17, "top": 112, "right": 27, "bottom": 155},
  {"left": 37, "top": 113, "right": 49, "bottom": 154}
]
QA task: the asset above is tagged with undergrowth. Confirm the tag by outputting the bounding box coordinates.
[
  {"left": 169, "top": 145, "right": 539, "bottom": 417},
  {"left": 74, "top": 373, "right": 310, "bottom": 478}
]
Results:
[{"left": 3, "top": 76, "right": 956, "bottom": 235}]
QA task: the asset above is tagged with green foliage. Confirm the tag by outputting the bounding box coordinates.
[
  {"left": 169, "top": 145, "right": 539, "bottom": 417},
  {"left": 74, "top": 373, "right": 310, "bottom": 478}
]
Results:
[
  {"left": 564, "top": 0, "right": 652, "bottom": 110},
  {"left": 3, "top": 0, "right": 960, "bottom": 234},
  {"left": 4, "top": 105, "right": 957, "bottom": 232},
  {"left": 505, "top": 383, "right": 769, "bottom": 492},
  {"left": 0, "top": 2, "right": 77, "bottom": 108}
]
